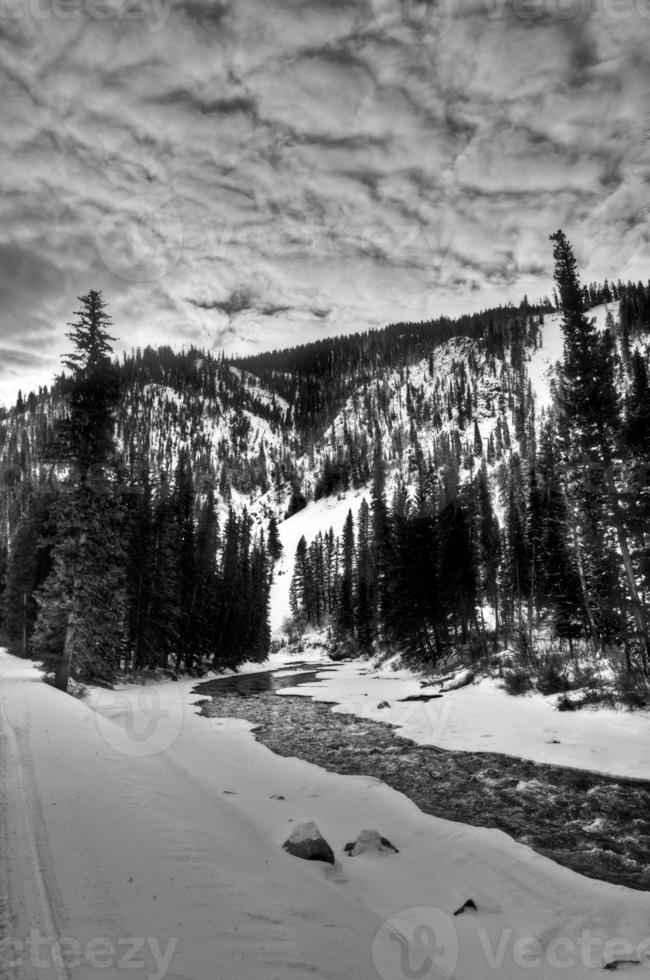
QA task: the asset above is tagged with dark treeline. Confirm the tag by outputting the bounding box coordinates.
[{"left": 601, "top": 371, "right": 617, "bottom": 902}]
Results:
[
  {"left": 2, "top": 292, "right": 271, "bottom": 690},
  {"left": 232, "top": 280, "right": 648, "bottom": 437},
  {"left": 1, "top": 247, "right": 649, "bottom": 694},
  {"left": 233, "top": 300, "right": 552, "bottom": 434}
]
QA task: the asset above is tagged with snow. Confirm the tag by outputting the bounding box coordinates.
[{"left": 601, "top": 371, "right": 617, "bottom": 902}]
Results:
[
  {"left": 3, "top": 648, "right": 650, "bottom": 980},
  {"left": 0, "top": 650, "right": 379, "bottom": 980},
  {"left": 270, "top": 486, "right": 369, "bottom": 634},
  {"left": 227, "top": 365, "right": 291, "bottom": 414},
  {"left": 527, "top": 303, "right": 616, "bottom": 410},
  {"left": 276, "top": 662, "right": 650, "bottom": 781},
  {"left": 6, "top": 654, "right": 650, "bottom": 980}
]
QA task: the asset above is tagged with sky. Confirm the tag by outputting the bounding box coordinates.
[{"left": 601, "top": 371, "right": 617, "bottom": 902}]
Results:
[{"left": 0, "top": 0, "right": 649, "bottom": 406}]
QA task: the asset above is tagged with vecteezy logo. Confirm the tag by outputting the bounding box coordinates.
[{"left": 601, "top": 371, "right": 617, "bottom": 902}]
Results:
[
  {"left": 369, "top": 0, "right": 457, "bottom": 44},
  {"left": 95, "top": 194, "right": 183, "bottom": 282},
  {"left": 372, "top": 906, "right": 459, "bottom": 980},
  {"left": 93, "top": 685, "right": 185, "bottom": 757}
]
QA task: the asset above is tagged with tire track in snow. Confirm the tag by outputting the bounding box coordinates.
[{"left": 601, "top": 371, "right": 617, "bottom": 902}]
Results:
[{"left": 0, "top": 700, "right": 69, "bottom": 980}]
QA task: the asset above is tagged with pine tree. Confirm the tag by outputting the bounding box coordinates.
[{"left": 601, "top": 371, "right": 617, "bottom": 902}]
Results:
[
  {"left": 289, "top": 535, "right": 309, "bottom": 621},
  {"left": 355, "top": 498, "right": 374, "bottom": 651},
  {"left": 336, "top": 510, "right": 356, "bottom": 636},
  {"left": 173, "top": 449, "right": 197, "bottom": 671},
  {"left": 4, "top": 490, "right": 55, "bottom": 657},
  {"left": 473, "top": 420, "right": 483, "bottom": 457},
  {"left": 32, "top": 291, "right": 126, "bottom": 691},
  {"left": 370, "top": 448, "right": 391, "bottom": 636},
  {"left": 476, "top": 462, "right": 500, "bottom": 644},
  {"left": 268, "top": 515, "right": 283, "bottom": 562},
  {"left": 551, "top": 231, "right": 648, "bottom": 655}
]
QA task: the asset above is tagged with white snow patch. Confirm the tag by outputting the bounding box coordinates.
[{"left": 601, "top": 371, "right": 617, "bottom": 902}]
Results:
[
  {"left": 278, "top": 660, "right": 650, "bottom": 781},
  {"left": 270, "top": 487, "right": 368, "bottom": 634},
  {"left": 4, "top": 649, "right": 650, "bottom": 980}
]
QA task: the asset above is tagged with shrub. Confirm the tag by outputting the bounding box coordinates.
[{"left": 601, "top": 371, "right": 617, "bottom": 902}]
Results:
[
  {"left": 502, "top": 667, "right": 533, "bottom": 695},
  {"left": 536, "top": 657, "right": 572, "bottom": 695}
]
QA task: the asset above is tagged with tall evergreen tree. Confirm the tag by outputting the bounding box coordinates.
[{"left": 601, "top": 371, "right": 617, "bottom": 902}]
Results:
[
  {"left": 336, "top": 510, "right": 356, "bottom": 636},
  {"left": 355, "top": 498, "right": 374, "bottom": 651},
  {"left": 551, "top": 231, "right": 648, "bottom": 655},
  {"left": 32, "top": 291, "right": 126, "bottom": 691}
]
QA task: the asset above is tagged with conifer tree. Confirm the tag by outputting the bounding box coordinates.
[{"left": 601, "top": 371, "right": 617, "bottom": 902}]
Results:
[
  {"left": 32, "top": 291, "right": 126, "bottom": 691},
  {"left": 267, "top": 515, "right": 283, "bottom": 562},
  {"left": 355, "top": 498, "right": 374, "bottom": 651},
  {"left": 4, "top": 491, "right": 55, "bottom": 657},
  {"left": 551, "top": 231, "right": 649, "bottom": 656},
  {"left": 336, "top": 510, "right": 356, "bottom": 636}
]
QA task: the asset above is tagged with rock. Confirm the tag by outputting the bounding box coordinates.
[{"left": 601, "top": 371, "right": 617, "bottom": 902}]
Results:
[
  {"left": 343, "top": 829, "right": 399, "bottom": 856},
  {"left": 603, "top": 960, "right": 641, "bottom": 971},
  {"left": 453, "top": 899, "right": 478, "bottom": 916},
  {"left": 283, "top": 822, "right": 335, "bottom": 864},
  {"left": 270, "top": 794, "right": 286, "bottom": 800},
  {"left": 377, "top": 700, "right": 390, "bottom": 709}
]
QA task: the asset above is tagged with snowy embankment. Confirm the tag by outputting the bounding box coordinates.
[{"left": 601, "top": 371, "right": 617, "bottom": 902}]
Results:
[
  {"left": 276, "top": 661, "right": 650, "bottom": 781},
  {"left": 269, "top": 467, "right": 650, "bottom": 782},
  {"left": 4, "top": 648, "right": 650, "bottom": 979}
]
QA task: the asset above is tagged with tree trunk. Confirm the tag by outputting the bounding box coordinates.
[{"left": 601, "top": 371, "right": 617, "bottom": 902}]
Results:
[
  {"left": 603, "top": 463, "right": 650, "bottom": 658},
  {"left": 561, "top": 484, "right": 598, "bottom": 648},
  {"left": 56, "top": 533, "right": 85, "bottom": 693}
]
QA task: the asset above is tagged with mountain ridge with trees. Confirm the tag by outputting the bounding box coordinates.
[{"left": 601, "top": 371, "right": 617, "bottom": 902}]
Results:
[{"left": 1, "top": 239, "right": 649, "bottom": 700}]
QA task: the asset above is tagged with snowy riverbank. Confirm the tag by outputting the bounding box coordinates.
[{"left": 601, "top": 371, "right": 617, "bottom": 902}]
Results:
[
  {"left": 3, "top": 648, "right": 650, "bottom": 979},
  {"left": 276, "top": 656, "right": 650, "bottom": 781}
]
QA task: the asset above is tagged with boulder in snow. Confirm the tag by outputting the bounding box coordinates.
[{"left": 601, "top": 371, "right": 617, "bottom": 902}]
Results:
[
  {"left": 453, "top": 899, "right": 478, "bottom": 916},
  {"left": 343, "top": 829, "right": 399, "bottom": 856},
  {"left": 283, "top": 822, "right": 335, "bottom": 864}
]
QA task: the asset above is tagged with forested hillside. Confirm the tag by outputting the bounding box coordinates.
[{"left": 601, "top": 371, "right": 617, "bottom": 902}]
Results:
[{"left": 1, "top": 234, "right": 649, "bottom": 699}]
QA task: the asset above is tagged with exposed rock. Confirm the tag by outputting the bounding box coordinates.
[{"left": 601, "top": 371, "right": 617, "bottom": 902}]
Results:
[
  {"left": 283, "top": 822, "right": 335, "bottom": 864},
  {"left": 343, "top": 829, "right": 399, "bottom": 856},
  {"left": 377, "top": 700, "right": 390, "bottom": 709},
  {"left": 270, "top": 794, "right": 285, "bottom": 800},
  {"left": 453, "top": 899, "right": 478, "bottom": 916}
]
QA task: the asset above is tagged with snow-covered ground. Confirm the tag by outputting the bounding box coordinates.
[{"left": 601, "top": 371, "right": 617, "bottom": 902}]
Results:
[
  {"left": 3, "top": 648, "right": 650, "bottom": 980},
  {"left": 527, "top": 302, "right": 615, "bottom": 410},
  {"left": 270, "top": 486, "right": 369, "bottom": 633},
  {"left": 276, "top": 661, "right": 650, "bottom": 781}
]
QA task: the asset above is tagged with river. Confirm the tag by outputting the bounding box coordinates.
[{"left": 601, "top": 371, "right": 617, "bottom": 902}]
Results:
[{"left": 192, "top": 662, "right": 650, "bottom": 891}]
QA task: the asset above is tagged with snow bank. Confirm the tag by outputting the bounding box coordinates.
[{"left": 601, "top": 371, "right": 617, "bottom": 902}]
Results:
[
  {"left": 277, "top": 661, "right": 650, "bottom": 781},
  {"left": 4, "top": 648, "right": 650, "bottom": 980}
]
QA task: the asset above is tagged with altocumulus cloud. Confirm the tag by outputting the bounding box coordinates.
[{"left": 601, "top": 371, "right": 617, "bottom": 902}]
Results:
[{"left": 0, "top": 0, "right": 649, "bottom": 402}]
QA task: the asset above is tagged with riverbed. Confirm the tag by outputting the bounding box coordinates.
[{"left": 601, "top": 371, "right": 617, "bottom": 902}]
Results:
[{"left": 193, "top": 664, "right": 650, "bottom": 891}]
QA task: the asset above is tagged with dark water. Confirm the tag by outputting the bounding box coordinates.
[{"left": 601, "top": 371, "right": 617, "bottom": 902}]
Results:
[
  {"left": 192, "top": 662, "right": 650, "bottom": 891},
  {"left": 192, "top": 662, "right": 336, "bottom": 698}
]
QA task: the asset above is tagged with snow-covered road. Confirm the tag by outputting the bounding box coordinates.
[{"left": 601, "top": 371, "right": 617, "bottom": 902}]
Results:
[
  {"left": 2, "top": 648, "right": 650, "bottom": 980},
  {"left": 0, "top": 652, "right": 380, "bottom": 980}
]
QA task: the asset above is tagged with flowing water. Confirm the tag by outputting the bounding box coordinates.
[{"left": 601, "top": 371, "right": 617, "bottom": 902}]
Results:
[{"left": 193, "top": 663, "right": 650, "bottom": 891}]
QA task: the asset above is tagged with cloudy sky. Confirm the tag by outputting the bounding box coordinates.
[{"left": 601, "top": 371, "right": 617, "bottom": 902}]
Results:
[{"left": 0, "top": 0, "right": 649, "bottom": 405}]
